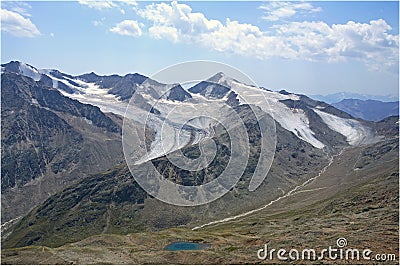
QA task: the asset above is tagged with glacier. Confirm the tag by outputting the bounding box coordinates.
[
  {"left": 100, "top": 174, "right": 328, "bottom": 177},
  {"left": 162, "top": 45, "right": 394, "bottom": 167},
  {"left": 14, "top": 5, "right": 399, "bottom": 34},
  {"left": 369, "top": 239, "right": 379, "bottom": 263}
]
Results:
[{"left": 313, "top": 108, "right": 381, "bottom": 145}]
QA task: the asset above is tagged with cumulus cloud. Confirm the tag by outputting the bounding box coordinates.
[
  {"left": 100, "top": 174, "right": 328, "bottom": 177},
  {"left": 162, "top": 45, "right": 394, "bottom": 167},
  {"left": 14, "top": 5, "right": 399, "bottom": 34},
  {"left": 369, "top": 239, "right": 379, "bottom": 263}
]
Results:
[
  {"left": 137, "top": 1, "right": 398, "bottom": 72},
  {"left": 259, "top": 1, "right": 321, "bottom": 21},
  {"left": 137, "top": 1, "right": 296, "bottom": 59},
  {"left": 274, "top": 19, "right": 399, "bottom": 70},
  {"left": 110, "top": 20, "right": 142, "bottom": 36},
  {"left": 198, "top": 19, "right": 296, "bottom": 59},
  {"left": 138, "top": 1, "right": 222, "bottom": 36},
  {"left": 1, "top": 8, "right": 41, "bottom": 37},
  {"left": 148, "top": 25, "right": 179, "bottom": 42}
]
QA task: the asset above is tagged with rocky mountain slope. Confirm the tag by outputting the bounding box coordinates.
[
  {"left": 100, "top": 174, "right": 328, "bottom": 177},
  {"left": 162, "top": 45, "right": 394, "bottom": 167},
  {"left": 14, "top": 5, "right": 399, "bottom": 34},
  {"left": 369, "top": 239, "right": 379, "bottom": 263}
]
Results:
[
  {"left": 1, "top": 68, "right": 125, "bottom": 223},
  {"left": 2, "top": 137, "right": 398, "bottom": 264},
  {"left": 2, "top": 104, "right": 331, "bottom": 248}
]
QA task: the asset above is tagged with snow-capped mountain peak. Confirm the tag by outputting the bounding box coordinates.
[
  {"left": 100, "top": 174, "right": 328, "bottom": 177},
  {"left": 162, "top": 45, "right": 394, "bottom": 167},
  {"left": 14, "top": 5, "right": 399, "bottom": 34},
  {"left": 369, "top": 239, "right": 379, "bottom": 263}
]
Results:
[
  {"left": 2, "top": 61, "right": 41, "bottom": 81},
  {"left": 207, "top": 72, "right": 225, "bottom": 82},
  {"left": 205, "top": 71, "right": 235, "bottom": 88}
]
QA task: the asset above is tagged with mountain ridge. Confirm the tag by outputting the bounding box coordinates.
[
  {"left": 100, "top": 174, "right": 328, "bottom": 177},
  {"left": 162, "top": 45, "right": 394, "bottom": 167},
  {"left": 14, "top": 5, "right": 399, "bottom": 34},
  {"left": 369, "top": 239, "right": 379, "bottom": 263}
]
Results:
[
  {"left": 2, "top": 61, "right": 387, "bottom": 151},
  {"left": 310, "top": 92, "right": 398, "bottom": 103},
  {"left": 332, "top": 99, "right": 399, "bottom": 122}
]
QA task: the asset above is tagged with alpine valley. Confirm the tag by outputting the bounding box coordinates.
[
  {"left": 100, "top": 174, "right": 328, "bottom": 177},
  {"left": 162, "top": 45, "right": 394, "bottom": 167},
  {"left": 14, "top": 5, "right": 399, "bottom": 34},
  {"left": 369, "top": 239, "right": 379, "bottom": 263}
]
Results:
[{"left": 1, "top": 61, "right": 398, "bottom": 264}]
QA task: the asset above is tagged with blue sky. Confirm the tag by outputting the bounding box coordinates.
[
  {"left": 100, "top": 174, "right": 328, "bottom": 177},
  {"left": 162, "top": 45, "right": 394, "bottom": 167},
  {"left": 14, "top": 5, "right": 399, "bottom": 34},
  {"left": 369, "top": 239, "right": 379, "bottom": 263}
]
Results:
[{"left": 1, "top": 1, "right": 399, "bottom": 97}]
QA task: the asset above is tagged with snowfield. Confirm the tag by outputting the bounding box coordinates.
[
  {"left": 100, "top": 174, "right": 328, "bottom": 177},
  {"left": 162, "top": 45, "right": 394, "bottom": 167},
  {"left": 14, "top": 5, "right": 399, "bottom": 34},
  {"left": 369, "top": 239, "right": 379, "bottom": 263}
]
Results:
[
  {"left": 133, "top": 86, "right": 235, "bottom": 163},
  {"left": 43, "top": 74, "right": 223, "bottom": 162},
  {"left": 227, "top": 78, "right": 325, "bottom": 149},
  {"left": 313, "top": 108, "right": 380, "bottom": 145}
]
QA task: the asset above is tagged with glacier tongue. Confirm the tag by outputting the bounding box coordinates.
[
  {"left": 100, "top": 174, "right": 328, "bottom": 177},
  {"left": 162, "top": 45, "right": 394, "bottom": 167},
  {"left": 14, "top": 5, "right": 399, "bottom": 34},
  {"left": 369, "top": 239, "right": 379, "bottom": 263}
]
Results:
[
  {"left": 228, "top": 80, "right": 326, "bottom": 149},
  {"left": 313, "top": 108, "right": 379, "bottom": 145}
]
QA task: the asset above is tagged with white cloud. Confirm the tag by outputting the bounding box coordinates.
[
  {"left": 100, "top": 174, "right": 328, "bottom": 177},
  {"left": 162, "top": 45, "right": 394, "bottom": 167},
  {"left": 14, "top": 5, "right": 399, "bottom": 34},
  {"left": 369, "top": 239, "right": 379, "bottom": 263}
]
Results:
[
  {"left": 274, "top": 19, "right": 399, "bottom": 70},
  {"left": 78, "top": 0, "right": 117, "bottom": 10},
  {"left": 148, "top": 25, "right": 179, "bottom": 42},
  {"left": 198, "top": 19, "right": 295, "bottom": 59},
  {"left": 10, "top": 6, "right": 31, "bottom": 17},
  {"left": 2, "top": 2, "right": 33, "bottom": 17},
  {"left": 118, "top": 0, "right": 138, "bottom": 8},
  {"left": 79, "top": 0, "right": 137, "bottom": 12},
  {"left": 92, "top": 17, "right": 106, "bottom": 27},
  {"left": 259, "top": 1, "right": 321, "bottom": 21},
  {"left": 137, "top": 1, "right": 398, "bottom": 72},
  {"left": 110, "top": 20, "right": 142, "bottom": 37},
  {"left": 1, "top": 8, "right": 41, "bottom": 37},
  {"left": 138, "top": 1, "right": 222, "bottom": 36},
  {"left": 137, "top": 1, "right": 296, "bottom": 59}
]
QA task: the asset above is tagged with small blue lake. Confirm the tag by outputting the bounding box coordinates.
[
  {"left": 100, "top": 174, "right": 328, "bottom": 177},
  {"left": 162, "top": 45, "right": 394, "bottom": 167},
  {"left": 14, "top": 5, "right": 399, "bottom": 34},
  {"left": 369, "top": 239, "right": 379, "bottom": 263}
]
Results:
[{"left": 165, "top": 241, "right": 209, "bottom": 251}]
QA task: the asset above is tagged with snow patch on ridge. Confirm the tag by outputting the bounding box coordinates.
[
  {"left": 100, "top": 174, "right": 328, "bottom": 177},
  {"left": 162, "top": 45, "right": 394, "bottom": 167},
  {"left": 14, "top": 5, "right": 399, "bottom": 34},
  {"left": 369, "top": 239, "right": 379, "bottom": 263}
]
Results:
[
  {"left": 46, "top": 74, "right": 128, "bottom": 116},
  {"left": 19, "top": 63, "right": 41, "bottom": 81}
]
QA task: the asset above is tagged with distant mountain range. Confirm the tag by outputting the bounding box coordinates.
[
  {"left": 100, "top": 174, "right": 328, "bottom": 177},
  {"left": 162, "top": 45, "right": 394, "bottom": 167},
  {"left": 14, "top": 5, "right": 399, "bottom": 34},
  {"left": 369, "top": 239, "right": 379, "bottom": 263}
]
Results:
[
  {"left": 332, "top": 99, "right": 399, "bottom": 122},
  {"left": 310, "top": 92, "right": 399, "bottom": 122},
  {"left": 310, "top": 92, "right": 398, "bottom": 103}
]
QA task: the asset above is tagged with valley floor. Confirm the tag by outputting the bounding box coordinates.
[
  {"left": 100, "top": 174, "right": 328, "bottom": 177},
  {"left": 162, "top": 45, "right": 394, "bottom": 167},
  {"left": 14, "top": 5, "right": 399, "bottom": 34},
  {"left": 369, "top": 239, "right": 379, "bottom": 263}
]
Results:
[{"left": 2, "top": 140, "right": 399, "bottom": 265}]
